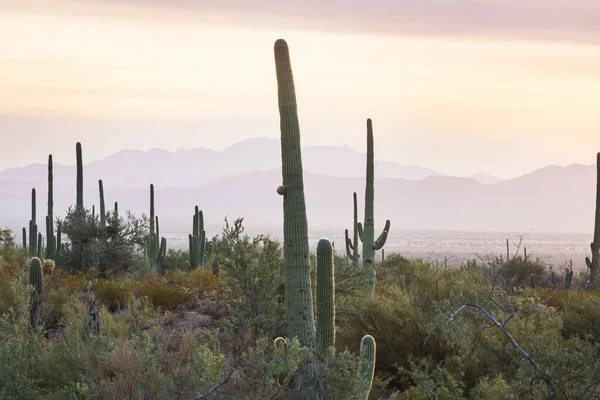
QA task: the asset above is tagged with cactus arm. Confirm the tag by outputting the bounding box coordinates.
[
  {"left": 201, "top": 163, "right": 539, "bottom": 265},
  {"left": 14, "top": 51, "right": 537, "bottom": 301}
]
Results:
[
  {"left": 274, "top": 39, "right": 316, "bottom": 349},
  {"left": 374, "top": 220, "right": 390, "bottom": 251},
  {"left": 359, "top": 335, "right": 376, "bottom": 400},
  {"left": 316, "top": 238, "right": 335, "bottom": 355},
  {"left": 357, "top": 222, "right": 364, "bottom": 242}
]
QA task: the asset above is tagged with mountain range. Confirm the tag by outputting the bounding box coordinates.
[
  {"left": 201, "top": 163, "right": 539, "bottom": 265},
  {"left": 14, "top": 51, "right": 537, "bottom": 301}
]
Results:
[{"left": 0, "top": 139, "right": 594, "bottom": 243}]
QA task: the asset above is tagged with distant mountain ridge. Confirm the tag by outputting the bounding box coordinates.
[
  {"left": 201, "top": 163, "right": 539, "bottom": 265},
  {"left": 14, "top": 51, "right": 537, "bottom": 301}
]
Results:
[
  {"left": 0, "top": 138, "right": 442, "bottom": 188},
  {"left": 0, "top": 160, "right": 596, "bottom": 237}
]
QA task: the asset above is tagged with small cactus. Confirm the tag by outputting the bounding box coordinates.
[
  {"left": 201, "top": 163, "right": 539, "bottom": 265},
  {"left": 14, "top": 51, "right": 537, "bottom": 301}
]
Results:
[
  {"left": 565, "top": 267, "right": 574, "bottom": 290},
  {"left": 345, "top": 192, "right": 360, "bottom": 265},
  {"left": 530, "top": 273, "right": 535, "bottom": 289},
  {"left": 316, "top": 238, "right": 335, "bottom": 355},
  {"left": 359, "top": 335, "right": 376, "bottom": 400},
  {"left": 29, "top": 257, "right": 43, "bottom": 328}
]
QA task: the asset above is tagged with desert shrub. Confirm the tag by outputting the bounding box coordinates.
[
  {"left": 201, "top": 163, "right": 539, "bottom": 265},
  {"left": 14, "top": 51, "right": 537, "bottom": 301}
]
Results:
[
  {"left": 188, "top": 268, "right": 220, "bottom": 293},
  {"left": 97, "top": 279, "right": 135, "bottom": 312},
  {"left": 214, "top": 217, "right": 285, "bottom": 336},
  {"left": 470, "top": 375, "right": 517, "bottom": 399},
  {"left": 138, "top": 281, "right": 193, "bottom": 310},
  {"left": 164, "top": 269, "right": 188, "bottom": 286},
  {"left": 560, "top": 291, "right": 600, "bottom": 340}
]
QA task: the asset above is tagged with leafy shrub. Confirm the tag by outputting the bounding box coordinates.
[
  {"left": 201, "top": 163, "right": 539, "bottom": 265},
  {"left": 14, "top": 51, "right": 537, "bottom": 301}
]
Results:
[
  {"left": 139, "top": 281, "right": 193, "bottom": 310},
  {"left": 188, "top": 269, "right": 219, "bottom": 293},
  {"left": 97, "top": 279, "right": 135, "bottom": 312}
]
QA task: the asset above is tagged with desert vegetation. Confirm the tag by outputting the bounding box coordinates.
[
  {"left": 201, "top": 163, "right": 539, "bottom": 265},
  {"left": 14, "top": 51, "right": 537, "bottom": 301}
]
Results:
[{"left": 0, "top": 39, "right": 599, "bottom": 399}]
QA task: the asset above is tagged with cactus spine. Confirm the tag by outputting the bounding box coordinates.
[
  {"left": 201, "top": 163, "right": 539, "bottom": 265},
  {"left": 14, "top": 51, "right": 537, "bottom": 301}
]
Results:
[
  {"left": 99, "top": 180, "right": 106, "bottom": 230},
  {"left": 46, "top": 155, "right": 54, "bottom": 259},
  {"left": 359, "top": 335, "right": 376, "bottom": 400},
  {"left": 361, "top": 119, "right": 390, "bottom": 294},
  {"left": 76, "top": 142, "right": 83, "bottom": 212},
  {"left": 345, "top": 192, "right": 360, "bottom": 265},
  {"left": 316, "top": 238, "right": 335, "bottom": 355},
  {"left": 274, "top": 39, "right": 316, "bottom": 349},
  {"left": 29, "top": 257, "right": 43, "bottom": 328}
]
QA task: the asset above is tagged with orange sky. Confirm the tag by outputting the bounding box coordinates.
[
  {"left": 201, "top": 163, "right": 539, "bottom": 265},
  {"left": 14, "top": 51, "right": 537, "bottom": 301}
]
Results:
[{"left": 0, "top": 0, "right": 599, "bottom": 178}]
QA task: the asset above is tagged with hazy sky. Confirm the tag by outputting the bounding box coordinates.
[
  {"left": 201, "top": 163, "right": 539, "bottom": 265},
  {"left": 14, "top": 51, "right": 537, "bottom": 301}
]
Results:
[{"left": 1, "top": 0, "right": 599, "bottom": 178}]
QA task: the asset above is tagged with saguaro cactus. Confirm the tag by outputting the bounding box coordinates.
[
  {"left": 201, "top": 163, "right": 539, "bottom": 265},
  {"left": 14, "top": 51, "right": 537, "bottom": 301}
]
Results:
[
  {"left": 99, "top": 180, "right": 106, "bottom": 230},
  {"left": 316, "top": 238, "right": 335, "bottom": 355},
  {"left": 29, "top": 257, "right": 43, "bottom": 328},
  {"left": 46, "top": 155, "right": 54, "bottom": 259},
  {"left": 530, "top": 273, "right": 535, "bottom": 289},
  {"left": 274, "top": 39, "right": 316, "bottom": 349},
  {"left": 149, "top": 184, "right": 156, "bottom": 262},
  {"left": 565, "top": 267, "right": 574, "bottom": 290},
  {"left": 361, "top": 119, "right": 390, "bottom": 294},
  {"left": 359, "top": 335, "right": 376, "bottom": 400},
  {"left": 345, "top": 192, "right": 360, "bottom": 265},
  {"left": 76, "top": 142, "right": 83, "bottom": 211},
  {"left": 22, "top": 227, "right": 27, "bottom": 249},
  {"left": 189, "top": 206, "right": 206, "bottom": 269},
  {"left": 587, "top": 152, "right": 600, "bottom": 284}
]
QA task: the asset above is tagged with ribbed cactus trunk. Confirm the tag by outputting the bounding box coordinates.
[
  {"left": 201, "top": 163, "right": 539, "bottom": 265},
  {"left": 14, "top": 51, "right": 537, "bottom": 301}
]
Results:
[
  {"left": 590, "top": 153, "right": 600, "bottom": 283},
  {"left": 362, "top": 119, "right": 390, "bottom": 294},
  {"left": 359, "top": 335, "right": 376, "bottom": 400},
  {"left": 37, "top": 233, "right": 42, "bottom": 259},
  {"left": 99, "top": 180, "right": 106, "bottom": 230},
  {"left": 46, "top": 155, "right": 54, "bottom": 259},
  {"left": 29, "top": 257, "right": 43, "bottom": 328},
  {"left": 114, "top": 202, "right": 119, "bottom": 219},
  {"left": 274, "top": 39, "right": 315, "bottom": 349},
  {"left": 56, "top": 225, "right": 61, "bottom": 255},
  {"left": 149, "top": 184, "right": 155, "bottom": 262},
  {"left": 22, "top": 227, "right": 27, "bottom": 249},
  {"left": 76, "top": 142, "right": 83, "bottom": 211},
  {"left": 316, "top": 238, "right": 335, "bottom": 355},
  {"left": 30, "top": 188, "right": 36, "bottom": 256}
]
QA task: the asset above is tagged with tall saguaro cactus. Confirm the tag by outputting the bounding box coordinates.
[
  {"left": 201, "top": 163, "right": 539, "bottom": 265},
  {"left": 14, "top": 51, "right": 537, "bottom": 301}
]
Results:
[
  {"left": 361, "top": 119, "right": 390, "bottom": 294},
  {"left": 46, "top": 155, "right": 54, "bottom": 259},
  {"left": 345, "top": 192, "right": 360, "bottom": 265},
  {"left": 274, "top": 39, "right": 316, "bottom": 349},
  {"left": 30, "top": 188, "right": 38, "bottom": 257},
  {"left": 586, "top": 152, "right": 600, "bottom": 284},
  {"left": 76, "top": 142, "right": 83, "bottom": 211},
  {"left": 149, "top": 184, "right": 156, "bottom": 262},
  {"left": 316, "top": 238, "right": 335, "bottom": 354}
]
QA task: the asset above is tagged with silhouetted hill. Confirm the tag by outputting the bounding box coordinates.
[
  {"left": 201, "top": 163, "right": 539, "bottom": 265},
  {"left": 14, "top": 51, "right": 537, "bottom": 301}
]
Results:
[
  {"left": 0, "top": 138, "right": 440, "bottom": 188},
  {"left": 0, "top": 162, "right": 595, "bottom": 238}
]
